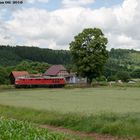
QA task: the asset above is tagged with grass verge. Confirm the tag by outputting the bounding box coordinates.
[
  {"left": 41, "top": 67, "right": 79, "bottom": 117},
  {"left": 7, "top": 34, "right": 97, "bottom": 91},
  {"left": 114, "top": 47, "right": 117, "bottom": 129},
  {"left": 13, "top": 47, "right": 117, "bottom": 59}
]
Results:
[{"left": 0, "top": 104, "right": 140, "bottom": 139}]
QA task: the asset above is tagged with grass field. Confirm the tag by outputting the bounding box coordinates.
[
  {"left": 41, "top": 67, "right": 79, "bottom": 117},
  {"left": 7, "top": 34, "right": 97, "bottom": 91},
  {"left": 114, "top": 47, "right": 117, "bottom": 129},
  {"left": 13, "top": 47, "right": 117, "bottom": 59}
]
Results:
[
  {"left": 0, "top": 87, "right": 140, "bottom": 114},
  {"left": 0, "top": 87, "right": 140, "bottom": 139}
]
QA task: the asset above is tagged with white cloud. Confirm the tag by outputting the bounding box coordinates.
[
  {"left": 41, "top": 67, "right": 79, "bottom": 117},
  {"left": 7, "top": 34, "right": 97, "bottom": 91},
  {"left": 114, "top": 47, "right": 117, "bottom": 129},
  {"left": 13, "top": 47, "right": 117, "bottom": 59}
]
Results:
[
  {"left": 7, "top": 7, "right": 86, "bottom": 49},
  {"left": 0, "top": 23, "right": 16, "bottom": 46},
  {"left": 107, "top": 33, "right": 139, "bottom": 50},
  {"left": 1, "top": 0, "right": 140, "bottom": 50},
  {"left": 62, "top": 0, "right": 95, "bottom": 7}
]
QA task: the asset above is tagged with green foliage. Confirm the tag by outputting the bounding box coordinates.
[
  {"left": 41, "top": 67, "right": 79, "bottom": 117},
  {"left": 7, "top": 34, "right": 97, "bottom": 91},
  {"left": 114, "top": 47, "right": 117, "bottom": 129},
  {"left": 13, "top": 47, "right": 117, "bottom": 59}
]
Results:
[
  {"left": 96, "top": 76, "right": 106, "bottom": 82},
  {"left": 91, "top": 79, "right": 97, "bottom": 85},
  {"left": 91, "top": 78, "right": 108, "bottom": 87},
  {"left": 0, "top": 61, "right": 50, "bottom": 84},
  {"left": 0, "top": 46, "right": 22, "bottom": 66},
  {"left": 91, "top": 76, "right": 107, "bottom": 87},
  {"left": 0, "top": 46, "right": 140, "bottom": 84},
  {"left": 131, "top": 69, "right": 140, "bottom": 78},
  {"left": 115, "top": 71, "right": 131, "bottom": 82},
  {"left": 15, "top": 61, "right": 50, "bottom": 74},
  {"left": 129, "top": 52, "right": 140, "bottom": 65},
  {"left": 0, "top": 118, "right": 71, "bottom": 140},
  {"left": 0, "top": 67, "right": 10, "bottom": 84},
  {"left": 104, "top": 48, "right": 140, "bottom": 79},
  {"left": 70, "top": 28, "right": 108, "bottom": 83},
  {"left": 107, "top": 75, "right": 117, "bottom": 81},
  {"left": 0, "top": 45, "right": 71, "bottom": 66}
]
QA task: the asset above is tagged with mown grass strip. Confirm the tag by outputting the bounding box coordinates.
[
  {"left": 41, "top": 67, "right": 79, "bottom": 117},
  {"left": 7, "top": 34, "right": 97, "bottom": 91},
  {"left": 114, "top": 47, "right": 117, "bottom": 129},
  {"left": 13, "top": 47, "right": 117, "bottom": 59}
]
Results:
[{"left": 0, "top": 104, "right": 140, "bottom": 139}]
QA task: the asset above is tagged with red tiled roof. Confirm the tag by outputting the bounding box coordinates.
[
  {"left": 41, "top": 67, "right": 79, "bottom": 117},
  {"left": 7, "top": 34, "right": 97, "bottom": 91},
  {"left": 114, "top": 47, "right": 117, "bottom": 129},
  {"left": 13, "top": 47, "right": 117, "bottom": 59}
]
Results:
[
  {"left": 11, "top": 71, "right": 29, "bottom": 78},
  {"left": 44, "top": 65, "right": 67, "bottom": 76}
]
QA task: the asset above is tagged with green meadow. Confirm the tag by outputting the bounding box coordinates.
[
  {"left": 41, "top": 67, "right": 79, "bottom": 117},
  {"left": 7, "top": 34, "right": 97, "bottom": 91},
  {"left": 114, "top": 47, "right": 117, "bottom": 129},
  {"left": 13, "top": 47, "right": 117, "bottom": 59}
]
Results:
[
  {"left": 0, "top": 87, "right": 140, "bottom": 114},
  {"left": 0, "top": 87, "right": 140, "bottom": 139}
]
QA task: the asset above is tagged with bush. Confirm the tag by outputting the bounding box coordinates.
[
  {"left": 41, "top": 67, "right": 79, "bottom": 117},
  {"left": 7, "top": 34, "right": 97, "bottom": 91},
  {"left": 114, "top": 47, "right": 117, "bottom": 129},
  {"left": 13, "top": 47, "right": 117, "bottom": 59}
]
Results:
[
  {"left": 107, "top": 75, "right": 117, "bottom": 81},
  {"left": 115, "top": 71, "right": 131, "bottom": 82},
  {"left": 131, "top": 69, "right": 140, "bottom": 78},
  {"left": 96, "top": 76, "right": 107, "bottom": 82},
  {"left": 0, "top": 67, "right": 10, "bottom": 84}
]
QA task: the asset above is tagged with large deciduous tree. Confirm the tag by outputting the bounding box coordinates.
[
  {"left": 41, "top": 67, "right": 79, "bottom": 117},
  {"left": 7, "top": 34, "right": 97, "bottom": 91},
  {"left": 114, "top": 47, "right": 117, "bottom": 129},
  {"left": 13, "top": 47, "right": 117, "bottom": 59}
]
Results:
[{"left": 70, "top": 28, "right": 108, "bottom": 83}]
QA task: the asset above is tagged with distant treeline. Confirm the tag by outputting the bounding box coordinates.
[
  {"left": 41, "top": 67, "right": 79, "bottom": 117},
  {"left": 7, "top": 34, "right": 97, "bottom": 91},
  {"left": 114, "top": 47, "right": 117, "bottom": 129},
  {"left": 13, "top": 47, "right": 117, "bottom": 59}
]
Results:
[
  {"left": 104, "top": 48, "right": 140, "bottom": 81},
  {"left": 0, "top": 45, "right": 71, "bottom": 66},
  {"left": 0, "top": 45, "right": 140, "bottom": 84},
  {"left": 0, "top": 45, "right": 140, "bottom": 68}
]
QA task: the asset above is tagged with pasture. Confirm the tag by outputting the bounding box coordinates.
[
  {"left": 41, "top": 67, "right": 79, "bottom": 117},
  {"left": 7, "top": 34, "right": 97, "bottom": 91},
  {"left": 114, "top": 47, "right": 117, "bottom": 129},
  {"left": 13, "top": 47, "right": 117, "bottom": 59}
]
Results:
[{"left": 0, "top": 87, "right": 140, "bottom": 114}]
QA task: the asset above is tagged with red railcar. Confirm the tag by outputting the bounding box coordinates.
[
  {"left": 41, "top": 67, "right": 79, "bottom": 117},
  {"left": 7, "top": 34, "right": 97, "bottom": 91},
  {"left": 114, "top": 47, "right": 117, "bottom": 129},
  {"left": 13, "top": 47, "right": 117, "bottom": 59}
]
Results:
[{"left": 15, "top": 77, "right": 65, "bottom": 88}]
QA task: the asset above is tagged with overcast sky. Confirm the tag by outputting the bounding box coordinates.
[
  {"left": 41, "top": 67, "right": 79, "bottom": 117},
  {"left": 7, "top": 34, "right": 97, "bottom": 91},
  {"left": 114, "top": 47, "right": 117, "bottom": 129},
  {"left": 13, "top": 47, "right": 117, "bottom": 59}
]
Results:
[{"left": 0, "top": 0, "right": 140, "bottom": 50}]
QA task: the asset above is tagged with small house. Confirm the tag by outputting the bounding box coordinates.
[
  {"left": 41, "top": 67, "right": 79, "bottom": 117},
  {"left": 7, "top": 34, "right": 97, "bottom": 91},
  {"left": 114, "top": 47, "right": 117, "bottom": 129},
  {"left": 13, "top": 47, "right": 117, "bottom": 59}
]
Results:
[
  {"left": 44, "top": 65, "right": 69, "bottom": 77},
  {"left": 9, "top": 71, "right": 29, "bottom": 84},
  {"left": 44, "top": 65, "right": 87, "bottom": 84}
]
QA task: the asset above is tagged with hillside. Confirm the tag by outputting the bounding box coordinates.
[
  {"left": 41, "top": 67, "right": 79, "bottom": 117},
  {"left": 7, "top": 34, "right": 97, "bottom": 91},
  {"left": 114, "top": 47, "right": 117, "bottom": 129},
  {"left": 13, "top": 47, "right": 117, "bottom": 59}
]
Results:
[
  {"left": 108, "top": 48, "right": 140, "bottom": 68},
  {"left": 103, "top": 48, "right": 140, "bottom": 79},
  {"left": 0, "top": 45, "right": 71, "bottom": 66},
  {"left": 0, "top": 45, "right": 140, "bottom": 70},
  {"left": 0, "top": 46, "right": 140, "bottom": 84}
]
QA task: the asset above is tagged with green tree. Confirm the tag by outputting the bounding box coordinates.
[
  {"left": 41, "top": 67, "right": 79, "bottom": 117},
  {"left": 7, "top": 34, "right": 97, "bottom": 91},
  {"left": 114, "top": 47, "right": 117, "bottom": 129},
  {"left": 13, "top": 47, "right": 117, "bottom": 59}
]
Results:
[
  {"left": 15, "top": 61, "right": 50, "bottom": 74},
  {"left": 70, "top": 28, "right": 108, "bottom": 83},
  {"left": 116, "top": 71, "right": 131, "bottom": 82},
  {"left": 0, "top": 67, "right": 10, "bottom": 84},
  {"left": 131, "top": 69, "right": 140, "bottom": 78}
]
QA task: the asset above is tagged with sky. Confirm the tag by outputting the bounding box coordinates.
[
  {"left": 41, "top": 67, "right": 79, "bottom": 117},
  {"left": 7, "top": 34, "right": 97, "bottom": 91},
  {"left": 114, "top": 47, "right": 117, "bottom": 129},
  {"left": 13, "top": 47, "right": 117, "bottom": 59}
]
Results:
[{"left": 0, "top": 0, "right": 140, "bottom": 50}]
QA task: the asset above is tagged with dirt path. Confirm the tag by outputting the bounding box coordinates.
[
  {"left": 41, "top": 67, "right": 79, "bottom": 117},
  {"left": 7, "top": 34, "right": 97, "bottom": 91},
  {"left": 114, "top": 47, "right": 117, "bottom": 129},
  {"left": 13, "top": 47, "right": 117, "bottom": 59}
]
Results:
[{"left": 40, "top": 124, "right": 128, "bottom": 140}]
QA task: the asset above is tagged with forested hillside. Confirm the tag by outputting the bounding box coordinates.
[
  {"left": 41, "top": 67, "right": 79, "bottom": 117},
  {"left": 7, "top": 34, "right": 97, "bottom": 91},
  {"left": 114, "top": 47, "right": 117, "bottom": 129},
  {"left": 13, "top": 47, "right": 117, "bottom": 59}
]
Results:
[
  {"left": 104, "top": 48, "right": 140, "bottom": 75},
  {"left": 0, "top": 45, "right": 140, "bottom": 84},
  {"left": 109, "top": 48, "right": 140, "bottom": 67},
  {"left": 0, "top": 45, "right": 71, "bottom": 66},
  {"left": 0, "top": 46, "right": 140, "bottom": 68},
  {"left": 104, "top": 48, "right": 140, "bottom": 81}
]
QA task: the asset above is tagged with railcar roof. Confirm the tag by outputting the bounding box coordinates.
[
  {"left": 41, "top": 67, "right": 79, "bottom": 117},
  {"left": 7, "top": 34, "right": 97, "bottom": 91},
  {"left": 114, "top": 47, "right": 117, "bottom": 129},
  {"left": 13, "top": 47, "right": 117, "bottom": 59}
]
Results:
[{"left": 16, "top": 77, "right": 65, "bottom": 80}]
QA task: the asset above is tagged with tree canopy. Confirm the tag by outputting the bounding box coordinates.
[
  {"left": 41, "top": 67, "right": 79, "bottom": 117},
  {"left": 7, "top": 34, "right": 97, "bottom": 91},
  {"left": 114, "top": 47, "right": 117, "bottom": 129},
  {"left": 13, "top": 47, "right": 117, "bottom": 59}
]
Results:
[
  {"left": 70, "top": 28, "right": 108, "bottom": 83},
  {"left": 0, "top": 45, "right": 71, "bottom": 66},
  {"left": 15, "top": 61, "right": 50, "bottom": 74},
  {"left": 0, "top": 67, "right": 9, "bottom": 84}
]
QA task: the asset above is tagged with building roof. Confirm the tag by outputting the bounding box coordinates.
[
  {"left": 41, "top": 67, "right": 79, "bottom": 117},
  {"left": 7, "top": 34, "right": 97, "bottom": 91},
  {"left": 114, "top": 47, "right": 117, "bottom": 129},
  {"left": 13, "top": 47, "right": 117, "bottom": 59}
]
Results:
[
  {"left": 11, "top": 71, "right": 29, "bottom": 78},
  {"left": 29, "top": 74, "right": 42, "bottom": 77},
  {"left": 44, "top": 65, "right": 67, "bottom": 76}
]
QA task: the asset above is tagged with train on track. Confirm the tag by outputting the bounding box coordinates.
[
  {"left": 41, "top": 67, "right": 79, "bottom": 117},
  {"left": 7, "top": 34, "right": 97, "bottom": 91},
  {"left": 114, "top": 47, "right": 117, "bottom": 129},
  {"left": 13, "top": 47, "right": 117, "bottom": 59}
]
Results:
[{"left": 15, "top": 77, "right": 65, "bottom": 88}]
